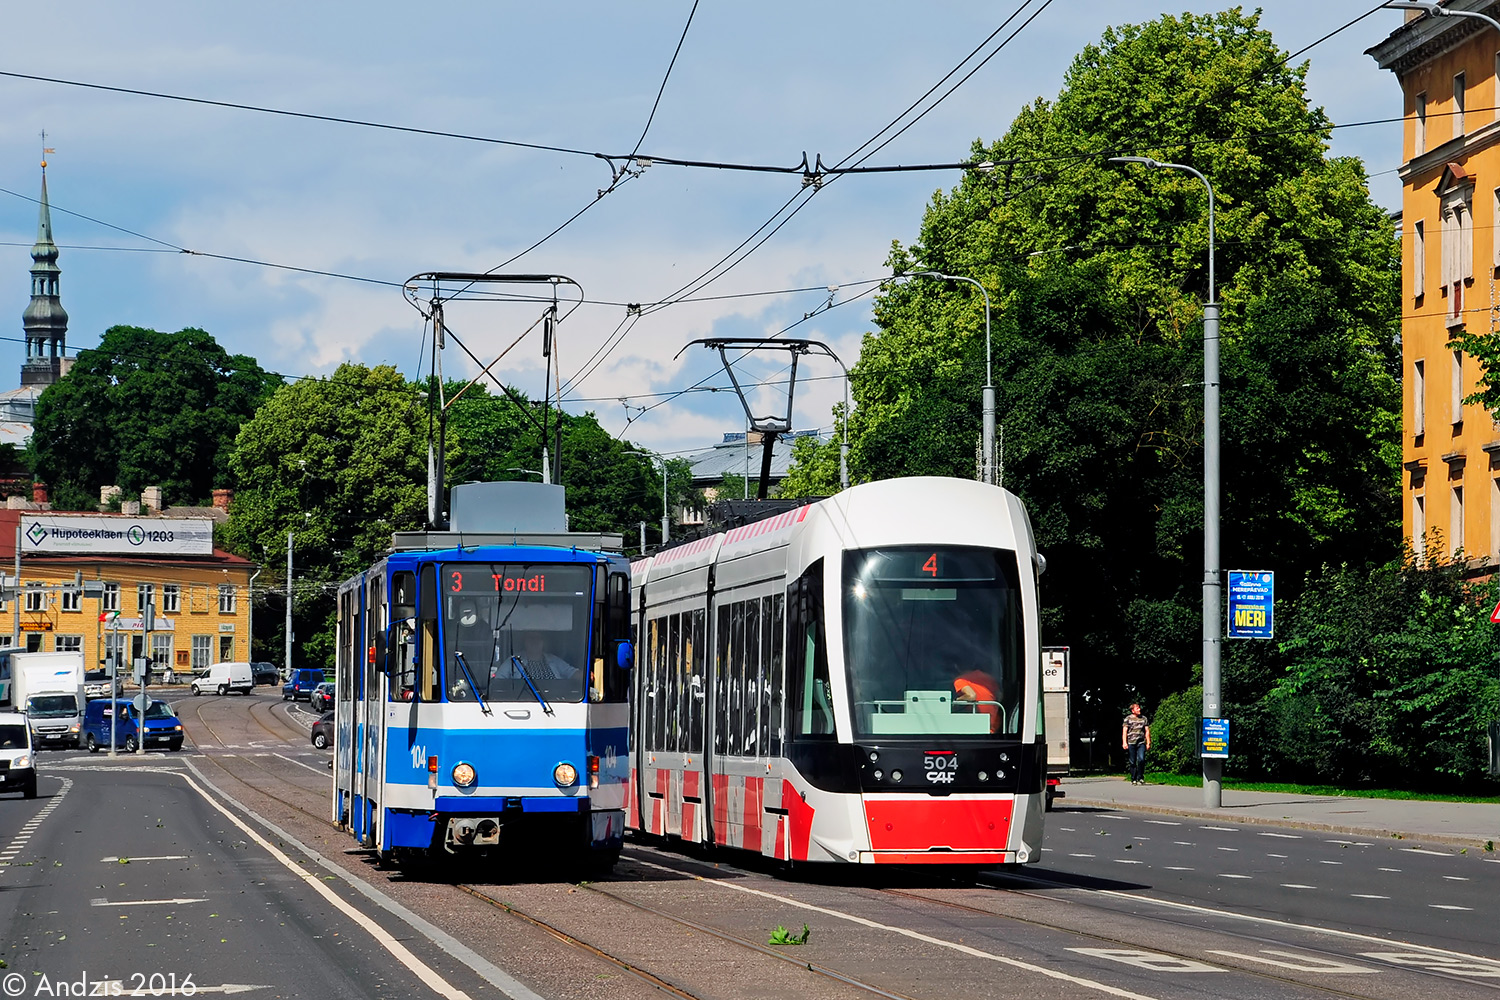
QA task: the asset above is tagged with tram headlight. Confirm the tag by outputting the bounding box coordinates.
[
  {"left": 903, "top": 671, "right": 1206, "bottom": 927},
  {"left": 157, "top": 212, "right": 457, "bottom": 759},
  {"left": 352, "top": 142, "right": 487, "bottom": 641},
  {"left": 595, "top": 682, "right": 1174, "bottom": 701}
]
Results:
[
  {"left": 890, "top": 769, "right": 903, "bottom": 783},
  {"left": 452, "top": 762, "right": 477, "bottom": 788},
  {"left": 872, "top": 769, "right": 883, "bottom": 781},
  {"left": 868, "top": 751, "right": 879, "bottom": 762},
  {"left": 978, "top": 771, "right": 988, "bottom": 782},
  {"left": 554, "top": 762, "right": 579, "bottom": 787}
]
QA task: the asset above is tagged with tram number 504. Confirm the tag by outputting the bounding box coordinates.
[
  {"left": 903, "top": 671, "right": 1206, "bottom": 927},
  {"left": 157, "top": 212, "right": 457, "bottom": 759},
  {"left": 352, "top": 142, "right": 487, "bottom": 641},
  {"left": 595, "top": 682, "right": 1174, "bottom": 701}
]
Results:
[{"left": 924, "top": 752, "right": 958, "bottom": 783}]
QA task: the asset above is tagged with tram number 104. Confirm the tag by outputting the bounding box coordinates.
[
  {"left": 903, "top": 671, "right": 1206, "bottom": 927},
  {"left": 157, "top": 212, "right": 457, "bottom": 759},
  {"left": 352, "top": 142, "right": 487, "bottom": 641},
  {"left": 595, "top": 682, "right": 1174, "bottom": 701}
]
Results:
[{"left": 924, "top": 752, "right": 959, "bottom": 783}]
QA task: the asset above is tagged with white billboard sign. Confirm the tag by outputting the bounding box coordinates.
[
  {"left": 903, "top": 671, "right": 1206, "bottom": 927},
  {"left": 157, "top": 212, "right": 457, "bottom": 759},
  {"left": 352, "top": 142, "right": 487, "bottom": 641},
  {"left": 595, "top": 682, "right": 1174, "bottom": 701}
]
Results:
[
  {"left": 20, "top": 515, "right": 214, "bottom": 556},
  {"left": 1042, "top": 646, "right": 1070, "bottom": 692}
]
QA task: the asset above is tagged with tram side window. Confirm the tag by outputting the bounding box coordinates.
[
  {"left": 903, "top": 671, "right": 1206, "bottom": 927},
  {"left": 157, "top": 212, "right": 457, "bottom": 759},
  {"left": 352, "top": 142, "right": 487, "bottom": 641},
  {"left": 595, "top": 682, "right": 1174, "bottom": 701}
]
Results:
[
  {"left": 337, "top": 592, "right": 355, "bottom": 706},
  {"left": 731, "top": 601, "right": 747, "bottom": 756},
  {"left": 745, "top": 598, "right": 761, "bottom": 757},
  {"left": 714, "top": 605, "right": 730, "bottom": 755},
  {"left": 667, "top": 612, "right": 682, "bottom": 753},
  {"left": 789, "top": 560, "right": 833, "bottom": 738},
  {"left": 419, "top": 564, "right": 441, "bottom": 702},
  {"left": 644, "top": 618, "right": 660, "bottom": 752},
  {"left": 390, "top": 571, "right": 417, "bottom": 700},
  {"left": 604, "top": 573, "right": 631, "bottom": 702},
  {"left": 366, "top": 574, "right": 384, "bottom": 701},
  {"left": 688, "top": 608, "right": 705, "bottom": 753},
  {"left": 759, "top": 596, "right": 774, "bottom": 757},
  {"left": 768, "top": 593, "right": 785, "bottom": 755}
]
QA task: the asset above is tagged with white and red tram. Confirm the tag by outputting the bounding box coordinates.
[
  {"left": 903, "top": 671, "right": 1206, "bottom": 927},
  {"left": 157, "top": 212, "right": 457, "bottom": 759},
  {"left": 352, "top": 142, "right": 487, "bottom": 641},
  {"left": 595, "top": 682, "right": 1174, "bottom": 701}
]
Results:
[{"left": 627, "top": 476, "right": 1046, "bottom": 865}]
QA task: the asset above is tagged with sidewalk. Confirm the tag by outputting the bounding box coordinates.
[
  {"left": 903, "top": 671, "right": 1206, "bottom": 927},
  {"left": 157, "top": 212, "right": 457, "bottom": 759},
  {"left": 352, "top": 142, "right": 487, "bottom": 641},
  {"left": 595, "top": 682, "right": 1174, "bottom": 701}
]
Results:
[{"left": 1059, "top": 775, "right": 1500, "bottom": 849}]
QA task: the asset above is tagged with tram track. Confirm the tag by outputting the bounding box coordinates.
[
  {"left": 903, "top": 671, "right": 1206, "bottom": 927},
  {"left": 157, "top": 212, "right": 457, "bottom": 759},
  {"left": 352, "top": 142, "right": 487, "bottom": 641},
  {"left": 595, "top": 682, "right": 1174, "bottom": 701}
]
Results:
[{"left": 167, "top": 701, "right": 1495, "bottom": 1000}]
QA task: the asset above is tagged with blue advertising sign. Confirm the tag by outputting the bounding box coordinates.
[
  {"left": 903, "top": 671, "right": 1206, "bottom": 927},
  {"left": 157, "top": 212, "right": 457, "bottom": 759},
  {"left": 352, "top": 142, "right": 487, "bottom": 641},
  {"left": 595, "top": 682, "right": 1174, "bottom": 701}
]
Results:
[
  {"left": 1201, "top": 717, "right": 1230, "bottom": 759},
  {"left": 1227, "top": 569, "right": 1274, "bottom": 639}
]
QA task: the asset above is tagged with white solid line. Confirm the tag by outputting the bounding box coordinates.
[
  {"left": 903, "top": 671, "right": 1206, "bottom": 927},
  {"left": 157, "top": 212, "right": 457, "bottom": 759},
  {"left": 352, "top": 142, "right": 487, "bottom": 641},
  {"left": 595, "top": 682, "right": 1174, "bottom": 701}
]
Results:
[
  {"left": 1401, "top": 848, "right": 1451, "bottom": 857},
  {"left": 1281, "top": 884, "right": 1317, "bottom": 889},
  {"left": 169, "top": 772, "right": 472, "bottom": 999},
  {"left": 1429, "top": 905, "right": 1473, "bottom": 911},
  {"left": 1351, "top": 894, "right": 1390, "bottom": 899},
  {"left": 1219, "top": 874, "right": 1252, "bottom": 879},
  {"left": 181, "top": 762, "right": 540, "bottom": 1000},
  {"left": 1258, "top": 833, "right": 1300, "bottom": 839},
  {"left": 91, "top": 897, "right": 207, "bottom": 906},
  {"left": 272, "top": 752, "right": 329, "bottom": 777},
  {"left": 1201, "top": 826, "right": 1238, "bottom": 832},
  {"left": 633, "top": 857, "right": 1165, "bottom": 1000},
  {"left": 99, "top": 855, "right": 187, "bottom": 863}
]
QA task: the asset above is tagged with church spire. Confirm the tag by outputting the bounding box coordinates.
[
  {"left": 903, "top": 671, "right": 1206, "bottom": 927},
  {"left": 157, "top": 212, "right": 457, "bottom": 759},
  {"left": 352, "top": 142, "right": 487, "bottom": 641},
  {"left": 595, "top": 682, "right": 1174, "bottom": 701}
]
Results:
[{"left": 21, "top": 137, "right": 67, "bottom": 388}]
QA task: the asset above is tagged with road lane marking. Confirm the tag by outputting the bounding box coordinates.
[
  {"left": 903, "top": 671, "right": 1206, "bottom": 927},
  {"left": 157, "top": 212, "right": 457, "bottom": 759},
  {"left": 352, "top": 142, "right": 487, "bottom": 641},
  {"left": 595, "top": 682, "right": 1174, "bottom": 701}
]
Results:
[
  {"left": 1360, "top": 952, "right": 1500, "bottom": 979},
  {"left": 115, "top": 986, "right": 272, "bottom": 996},
  {"left": 1219, "top": 874, "right": 1252, "bottom": 879},
  {"left": 1163, "top": 866, "right": 1194, "bottom": 871},
  {"left": 1429, "top": 905, "right": 1473, "bottom": 911},
  {"left": 1257, "top": 833, "right": 1300, "bottom": 839},
  {"left": 634, "top": 857, "right": 1166, "bottom": 999},
  {"left": 1172, "top": 841, "right": 1196, "bottom": 846},
  {"left": 1442, "top": 876, "right": 1469, "bottom": 881},
  {"left": 1281, "top": 884, "right": 1317, "bottom": 889},
  {"left": 1216, "top": 847, "right": 1238, "bottom": 852},
  {"left": 272, "top": 752, "right": 329, "bottom": 776},
  {"left": 100, "top": 855, "right": 187, "bottom": 863},
  {"left": 1377, "top": 867, "right": 1401, "bottom": 872},
  {"left": 1067, "top": 949, "right": 1222, "bottom": 973},
  {"left": 1069, "top": 853, "right": 1096, "bottom": 858},
  {"left": 1113, "top": 859, "right": 1143, "bottom": 865},
  {"left": 90, "top": 897, "right": 207, "bottom": 906},
  {"left": 1351, "top": 894, "right": 1389, "bottom": 899},
  {"left": 1143, "top": 820, "right": 1181, "bottom": 826},
  {"left": 1400, "top": 848, "right": 1451, "bottom": 857},
  {"left": 1266, "top": 854, "right": 1288, "bottom": 859},
  {"left": 1318, "top": 861, "right": 1342, "bottom": 865},
  {"left": 0, "top": 776, "right": 71, "bottom": 870},
  {"left": 1206, "top": 950, "right": 1374, "bottom": 974},
  {"left": 1200, "top": 826, "right": 1237, "bottom": 832}
]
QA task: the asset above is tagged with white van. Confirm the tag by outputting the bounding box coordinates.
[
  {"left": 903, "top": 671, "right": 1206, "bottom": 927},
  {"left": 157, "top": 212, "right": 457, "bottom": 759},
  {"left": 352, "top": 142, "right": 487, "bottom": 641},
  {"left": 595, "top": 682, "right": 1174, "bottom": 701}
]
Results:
[
  {"left": 191, "top": 662, "right": 253, "bottom": 696},
  {"left": 0, "top": 711, "right": 36, "bottom": 798}
]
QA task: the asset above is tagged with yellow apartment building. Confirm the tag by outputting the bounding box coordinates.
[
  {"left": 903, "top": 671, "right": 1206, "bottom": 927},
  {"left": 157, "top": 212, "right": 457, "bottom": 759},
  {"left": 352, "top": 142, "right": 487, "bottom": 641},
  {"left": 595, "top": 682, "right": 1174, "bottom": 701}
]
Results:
[
  {"left": 0, "top": 505, "right": 256, "bottom": 677},
  {"left": 1372, "top": 5, "right": 1500, "bottom": 564}
]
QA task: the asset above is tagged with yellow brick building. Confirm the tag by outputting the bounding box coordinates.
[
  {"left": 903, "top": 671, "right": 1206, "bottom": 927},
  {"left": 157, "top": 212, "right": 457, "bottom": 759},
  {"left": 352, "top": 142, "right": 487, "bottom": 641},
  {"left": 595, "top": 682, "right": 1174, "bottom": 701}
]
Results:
[
  {"left": 0, "top": 507, "right": 256, "bottom": 677},
  {"left": 1372, "top": 6, "right": 1500, "bottom": 563}
]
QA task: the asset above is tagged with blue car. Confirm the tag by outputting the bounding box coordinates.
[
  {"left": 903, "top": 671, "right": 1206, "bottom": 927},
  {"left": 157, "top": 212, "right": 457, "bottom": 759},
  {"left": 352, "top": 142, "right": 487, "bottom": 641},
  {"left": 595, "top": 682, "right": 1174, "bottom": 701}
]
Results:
[
  {"left": 282, "top": 668, "right": 326, "bottom": 701},
  {"left": 83, "top": 698, "right": 184, "bottom": 753}
]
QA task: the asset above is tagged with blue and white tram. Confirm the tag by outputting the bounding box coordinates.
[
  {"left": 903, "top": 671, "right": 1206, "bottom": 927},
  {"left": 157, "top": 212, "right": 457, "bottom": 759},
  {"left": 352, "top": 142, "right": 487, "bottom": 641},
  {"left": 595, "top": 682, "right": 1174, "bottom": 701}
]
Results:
[
  {"left": 333, "top": 535, "right": 633, "bottom": 864},
  {"left": 629, "top": 477, "right": 1045, "bottom": 865}
]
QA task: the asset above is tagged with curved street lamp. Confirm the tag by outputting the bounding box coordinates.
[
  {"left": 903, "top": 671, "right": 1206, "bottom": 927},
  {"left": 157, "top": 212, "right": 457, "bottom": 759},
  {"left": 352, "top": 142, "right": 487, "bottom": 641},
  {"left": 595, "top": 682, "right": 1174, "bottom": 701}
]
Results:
[
  {"left": 1108, "top": 154, "right": 1222, "bottom": 808},
  {"left": 911, "top": 272, "right": 995, "bottom": 485}
]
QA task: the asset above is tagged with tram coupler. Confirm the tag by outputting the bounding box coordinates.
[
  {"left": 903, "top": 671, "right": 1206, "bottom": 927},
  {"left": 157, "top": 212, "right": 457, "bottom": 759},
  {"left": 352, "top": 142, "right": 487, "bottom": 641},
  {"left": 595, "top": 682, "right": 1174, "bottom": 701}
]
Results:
[{"left": 443, "top": 816, "right": 502, "bottom": 851}]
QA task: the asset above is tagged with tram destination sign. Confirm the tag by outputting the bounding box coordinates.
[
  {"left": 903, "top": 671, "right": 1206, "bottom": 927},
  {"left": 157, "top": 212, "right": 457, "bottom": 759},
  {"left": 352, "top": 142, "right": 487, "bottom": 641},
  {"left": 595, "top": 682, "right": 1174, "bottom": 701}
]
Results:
[
  {"left": 1226, "top": 569, "right": 1274, "bottom": 639},
  {"left": 20, "top": 515, "right": 214, "bottom": 556}
]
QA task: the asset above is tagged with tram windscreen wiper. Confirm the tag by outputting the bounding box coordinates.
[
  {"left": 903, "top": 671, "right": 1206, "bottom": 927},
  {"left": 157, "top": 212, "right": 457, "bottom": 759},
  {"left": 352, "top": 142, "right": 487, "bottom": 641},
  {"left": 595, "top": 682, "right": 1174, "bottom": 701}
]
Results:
[
  {"left": 511, "top": 655, "right": 554, "bottom": 717},
  {"left": 452, "top": 651, "right": 492, "bottom": 716}
]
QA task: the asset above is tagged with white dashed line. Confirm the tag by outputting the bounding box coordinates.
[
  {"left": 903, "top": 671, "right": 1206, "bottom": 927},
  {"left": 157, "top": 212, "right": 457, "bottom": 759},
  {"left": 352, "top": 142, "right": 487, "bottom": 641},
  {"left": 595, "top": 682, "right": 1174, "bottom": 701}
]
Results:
[
  {"left": 1282, "top": 884, "right": 1317, "bottom": 889},
  {"left": 1220, "top": 874, "right": 1253, "bottom": 879},
  {"left": 1378, "top": 867, "right": 1401, "bottom": 872},
  {"left": 1429, "top": 904, "right": 1473, "bottom": 911},
  {"left": 1401, "top": 848, "right": 1451, "bottom": 857},
  {"left": 1442, "top": 876, "right": 1470, "bottom": 881},
  {"left": 1069, "top": 853, "right": 1096, "bottom": 859},
  {"left": 1113, "top": 859, "right": 1143, "bottom": 865},
  {"left": 1258, "top": 833, "right": 1300, "bottom": 839},
  {"left": 1173, "top": 841, "right": 1196, "bottom": 846},
  {"left": 1266, "top": 854, "right": 1289, "bottom": 859},
  {"left": 1201, "top": 826, "right": 1238, "bottom": 832},
  {"left": 1351, "top": 894, "right": 1389, "bottom": 899},
  {"left": 1164, "top": 866, "right": 1194, "bottom": 871},
  {"left": 1216, "top": 847, "right": 1239, "bottom": 852},
  {"left": 1319, "top": 861, "right": 1343, "bottom": 865},
  {"left": 1143, "top": 820, "right": 1181, "bottom": 826}
]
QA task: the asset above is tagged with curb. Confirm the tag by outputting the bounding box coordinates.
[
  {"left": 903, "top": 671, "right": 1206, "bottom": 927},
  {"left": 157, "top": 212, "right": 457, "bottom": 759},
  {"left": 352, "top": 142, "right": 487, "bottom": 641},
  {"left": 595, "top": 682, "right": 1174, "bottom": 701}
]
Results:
[{"left": 1058, "top": 794, "right": 1499, "bottom": 852}]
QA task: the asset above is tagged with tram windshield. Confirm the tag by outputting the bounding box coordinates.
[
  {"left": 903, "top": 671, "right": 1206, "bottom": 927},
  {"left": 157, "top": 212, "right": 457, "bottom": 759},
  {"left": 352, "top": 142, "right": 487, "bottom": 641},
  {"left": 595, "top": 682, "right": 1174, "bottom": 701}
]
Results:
[
  {"left": 842, "top": 546, "right": 1023, "bottom": 738},
  {"left": 442, "top": 563, "right": 593, "bottom": 704}
]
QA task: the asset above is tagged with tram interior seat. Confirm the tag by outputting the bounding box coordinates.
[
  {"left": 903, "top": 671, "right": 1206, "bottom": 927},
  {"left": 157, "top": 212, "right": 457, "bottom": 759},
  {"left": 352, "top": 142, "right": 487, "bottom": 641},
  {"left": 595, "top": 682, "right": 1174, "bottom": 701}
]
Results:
[{"left": 861, "top": 690, "right": 992, "bottom": 735}]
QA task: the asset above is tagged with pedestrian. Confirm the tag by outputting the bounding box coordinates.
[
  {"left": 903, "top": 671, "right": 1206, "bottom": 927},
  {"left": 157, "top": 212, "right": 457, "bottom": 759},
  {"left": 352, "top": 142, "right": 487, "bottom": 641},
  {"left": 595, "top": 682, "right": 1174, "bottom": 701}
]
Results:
[{"left": 1121, "top": 703, "right": 1151, "bottom": 785}]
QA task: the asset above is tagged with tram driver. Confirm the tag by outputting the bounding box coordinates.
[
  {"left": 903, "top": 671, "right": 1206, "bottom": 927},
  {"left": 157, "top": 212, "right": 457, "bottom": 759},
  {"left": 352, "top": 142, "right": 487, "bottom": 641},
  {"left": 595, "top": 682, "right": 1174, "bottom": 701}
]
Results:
[
  {"left": 953, "top": 668, "right": 1002, "bottom": 734},
  {"left": 491, "top": 631, "right": 580, "bottom": 683}
]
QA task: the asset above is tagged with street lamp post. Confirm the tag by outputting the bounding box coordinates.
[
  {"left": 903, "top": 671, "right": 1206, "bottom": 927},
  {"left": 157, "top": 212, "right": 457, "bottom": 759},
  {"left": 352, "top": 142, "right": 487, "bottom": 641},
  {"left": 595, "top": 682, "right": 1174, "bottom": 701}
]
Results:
[
  {"left": 914, "top": 272, "right": 994, "bottom": 485},
  {"left": 1383, "top": 2, "right": 1500, "bottom": 34},
  {"left": 1108, "top": 154, "right": 1221, "bottom": 808},
  {"left": 626, "top": 452, "right": 670, "bottom": 544}
]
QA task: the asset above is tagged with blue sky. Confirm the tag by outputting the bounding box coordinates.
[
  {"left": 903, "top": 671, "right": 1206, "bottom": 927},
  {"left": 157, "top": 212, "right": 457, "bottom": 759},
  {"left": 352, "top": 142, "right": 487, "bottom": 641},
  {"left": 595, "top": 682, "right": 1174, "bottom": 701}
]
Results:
[{"left": 0, "top": 3, "right": 1407, "bottom": 460}]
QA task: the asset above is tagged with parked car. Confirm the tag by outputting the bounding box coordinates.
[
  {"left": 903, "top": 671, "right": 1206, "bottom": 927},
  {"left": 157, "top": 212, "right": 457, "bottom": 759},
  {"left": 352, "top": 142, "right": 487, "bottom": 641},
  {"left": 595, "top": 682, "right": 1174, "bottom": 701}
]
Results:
[
  {"left": 282, "top": 668, "right": 325, "bottom": 702},
  {"left": 251, "top": 662, "right": 279, "bottom": 686},
  {"left": 310, "top": 711, "right": 333, "bottom": 749},
  {"left": 83, "top": 671, "right": 119, "bottom": 699},
  {"left": 0, "top": 711, "right": 37, "bottom": 798},
  {"left": 191, "top": 662, "right": 253, "bottom": 696},
  {"left": 82, "top": 698, "right": 184, "bottom": 753},
  {"left": 310, "top": 682, "right": 335, "bottom": 712}
]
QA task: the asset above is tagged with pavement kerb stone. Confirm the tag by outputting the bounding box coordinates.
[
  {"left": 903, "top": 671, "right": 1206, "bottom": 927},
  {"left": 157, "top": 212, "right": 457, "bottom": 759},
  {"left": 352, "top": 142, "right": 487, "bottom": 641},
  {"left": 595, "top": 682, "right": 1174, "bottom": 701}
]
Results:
[{"left": 1059, "top": 793, "right": 1498, "bottom": 851}]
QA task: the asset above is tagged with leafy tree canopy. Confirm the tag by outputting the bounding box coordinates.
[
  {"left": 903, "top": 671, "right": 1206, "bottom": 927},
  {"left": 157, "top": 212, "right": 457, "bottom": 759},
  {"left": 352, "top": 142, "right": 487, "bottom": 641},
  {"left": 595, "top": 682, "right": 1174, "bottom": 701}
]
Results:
[
  {"left": 796, "top": 9, "right": 1400, "bottom": 727},
  {"left": 31, "top": 326, "right": 280, "bottom": 510}
]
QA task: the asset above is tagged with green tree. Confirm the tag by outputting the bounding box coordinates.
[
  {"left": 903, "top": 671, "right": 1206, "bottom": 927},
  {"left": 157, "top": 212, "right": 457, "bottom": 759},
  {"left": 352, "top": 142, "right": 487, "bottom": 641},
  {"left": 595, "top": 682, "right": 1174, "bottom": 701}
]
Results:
[
  {"left": 31, "top": 326, "right": 280, "bottom": 510},
  {"left": 223, "top": 363, "right": 427, "bottom": 669},
  {"left": 804, "top": 10, "right": 1400, "bottom": 735}
]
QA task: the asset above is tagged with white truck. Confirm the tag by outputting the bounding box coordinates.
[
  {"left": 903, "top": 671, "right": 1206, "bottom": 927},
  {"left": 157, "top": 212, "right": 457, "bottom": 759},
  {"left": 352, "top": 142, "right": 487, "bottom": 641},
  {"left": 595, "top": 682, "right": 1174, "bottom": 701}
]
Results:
[{"left": 9, "top": 651, "right": 86, "bottom": 749}]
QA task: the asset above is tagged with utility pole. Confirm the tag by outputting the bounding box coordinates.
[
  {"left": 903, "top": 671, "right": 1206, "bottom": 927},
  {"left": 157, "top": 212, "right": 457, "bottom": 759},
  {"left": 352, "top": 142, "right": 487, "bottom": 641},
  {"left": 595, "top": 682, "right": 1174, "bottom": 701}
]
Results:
[
  {"left": 285, "top": 531, "right": 294, "bottom": 681},
  {"left": 137, "top": 598, "right": 153, "bottom": 757}
]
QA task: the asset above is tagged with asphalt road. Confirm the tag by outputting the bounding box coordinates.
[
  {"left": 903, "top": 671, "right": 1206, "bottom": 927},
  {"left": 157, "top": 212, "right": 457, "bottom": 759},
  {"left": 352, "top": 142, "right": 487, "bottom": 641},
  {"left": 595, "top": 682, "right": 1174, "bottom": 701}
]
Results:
[{"left": 0, "top": 690, "right": 1491, "bottom": 1000}]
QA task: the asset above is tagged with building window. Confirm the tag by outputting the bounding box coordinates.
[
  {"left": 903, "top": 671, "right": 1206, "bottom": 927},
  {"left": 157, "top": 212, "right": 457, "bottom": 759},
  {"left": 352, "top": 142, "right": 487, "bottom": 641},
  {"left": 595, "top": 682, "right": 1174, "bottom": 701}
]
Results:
[
  {"left": 24, "top": 634, "right": 41, "bottom": 653},
  {"left": 151, "top": 634, "right": 173, "bottom": 670},
  {"left": 55, "top": 635, "right": 81, "bottom": 653},
  {"left": 102, "top": 583, "right": 119, "bottom": 613},
  {"left": 136, "top": 583, "right": 155, "bottom": 614},
  {"left": 1441, "top": 192, "right": 1472, "bottom": 322},
  {"left": 1415, "top": 91, "right": 1427, "bottom": 156},
  {"left": 1454, "top": 73, "right": 1466, "bottom": 138},
  {"left": 1492, "top": 477, "right": 1500, "bottom": 559},
  {"left": 219, "top": 636, "right": 234, "bottom": 662},
  {"left": 161, "top": 584, "right": 180, "bottom": 613},
  {"left": 1414, "top": 359, "right": 1426, "bottom": 438},
  {"left": 23, "top": 588, "right": 44, "bottom": 613},
  {"left": 61, "top": 588, "right": 80, "bottom": 612},
  {"left": 1452, "top": 486, "right": 1465, "bottom": 558},
  {"left": 192, "top": 635, "right": 212, "bottom": 671},
  {"left": 1414, "top": 494, "right": 1427, "bottom": 561},
  {"left": 1414, "top": 218, "right": 1426, "bottom": 297},
  {"left": 1453, "top": 350, "right": 1465, "bottom": 425},
  {"left": 105, "top": 632, "right": 125, "bottom": 671},
  {"left": 218, "top": 585, "right": 236, "bottom": 614}
]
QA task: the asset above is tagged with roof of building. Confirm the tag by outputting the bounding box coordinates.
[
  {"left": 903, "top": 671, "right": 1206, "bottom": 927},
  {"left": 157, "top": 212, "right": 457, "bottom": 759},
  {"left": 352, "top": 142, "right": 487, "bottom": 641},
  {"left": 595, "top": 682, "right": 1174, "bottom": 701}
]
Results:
[{"left": 684, "top": 430, "right": 825, "bottom": 486}]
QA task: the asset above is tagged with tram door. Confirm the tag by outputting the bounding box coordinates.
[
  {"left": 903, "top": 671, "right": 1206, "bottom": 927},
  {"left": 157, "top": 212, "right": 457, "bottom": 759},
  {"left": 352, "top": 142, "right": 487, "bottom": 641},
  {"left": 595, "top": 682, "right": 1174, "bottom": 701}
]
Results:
[
  {"left": 360, "top": 570, "right": 386, "bottom": 847},
  {"left": 334, "top": 587, "right": 357, "bottom": 828}
]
